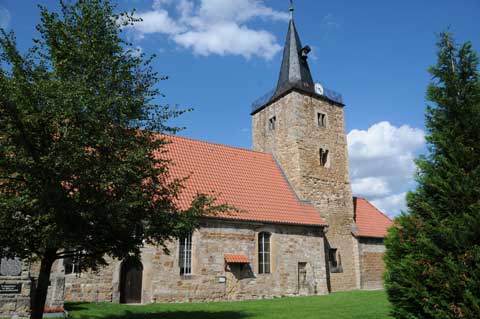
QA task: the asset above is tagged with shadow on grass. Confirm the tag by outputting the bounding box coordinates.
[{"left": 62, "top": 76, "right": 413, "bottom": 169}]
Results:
[
  {"left": 66, "top": 302, "right": 250, "bottom": 319},
  {"left": 84, "top": 311, "right": 248, "bottom": 319}
]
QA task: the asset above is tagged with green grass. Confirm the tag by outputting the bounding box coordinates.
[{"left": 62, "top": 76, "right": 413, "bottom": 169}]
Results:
[{"left": 65, "top": 290, "right": 392, "bottom": 319}]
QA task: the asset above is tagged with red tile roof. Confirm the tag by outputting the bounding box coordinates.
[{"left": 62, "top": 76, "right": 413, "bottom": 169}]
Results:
[
  {"left": 353, "top": 197, "right": 393, "bottom": 238},
  {"left": 224, "top": 254, "right": 249, "bottom": 264},
  {"left": 160, "top": 135, "right": 327, "bottom": 227}
]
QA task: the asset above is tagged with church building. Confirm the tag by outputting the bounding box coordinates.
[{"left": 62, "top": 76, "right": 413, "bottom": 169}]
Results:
[
  {"left": 0, "top": 7, "right": 393, "bottom": 316},
  {"left": 58, "top": 7, "right": 393, "bottom": 304}
]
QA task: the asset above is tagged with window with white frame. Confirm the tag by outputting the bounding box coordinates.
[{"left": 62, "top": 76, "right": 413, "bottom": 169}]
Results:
[
  {"left": 64, "top": 251, "right": 81, "bottom": 275},
  {"left": 258, "top": 232, "right": 271, "bottom": 274},
  {"left": 179, "top": 234, "right": 192, "bottom": 275}
]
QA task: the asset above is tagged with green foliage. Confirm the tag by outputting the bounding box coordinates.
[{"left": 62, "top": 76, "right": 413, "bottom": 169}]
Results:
[
  {"left": 384, "top": 32, "right": 480, "bottom": 319},
  {"left": 0, "top": 0, "right": 230, "bottom": 272}
]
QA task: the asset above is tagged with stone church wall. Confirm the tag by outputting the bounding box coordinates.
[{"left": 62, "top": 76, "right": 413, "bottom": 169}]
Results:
[
  {"left": 0, "top": 259, "right": 31, "bottom": 317},
  {"left": 358, "top": 237, "right": 386, "bottom": 290},
  {"left": 63, "top": 219, "right": 328, "bottom": 304},
  {"left": 0, "top": 258, "right": 65, "bottom": 318},
  {"left": 252, "top": 91, "right": 360, "bottom": 292}
]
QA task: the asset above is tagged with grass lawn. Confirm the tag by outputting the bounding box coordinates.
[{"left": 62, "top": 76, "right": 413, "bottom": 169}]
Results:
[{"left": 65, "top": 290, "right": 392, "bottom": 319}]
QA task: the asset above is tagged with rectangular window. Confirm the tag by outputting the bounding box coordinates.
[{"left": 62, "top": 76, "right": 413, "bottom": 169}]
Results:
[
  {"left": 258, "top": 232, "right": 271, "bottom": 274},
  {"left": 320, "top": 148, "right": 329, "bottom": 167},
  {"left": 179, "top": 234, "right": 192, "bottom": 275},
  {"left": 64, "top": 252, "right": 81, "bottom": 275},
  {"left": 317, "top": 112, "right": 327, "bottom": 128},
  {"left": 268, "top": 116, "right": 276, "bottom": 130},
  {"left": 328, "top": 248, "right": 338, "bottom": 268},
  {"left": 329, "top": 248, "right": 343, "bottom": 273}
]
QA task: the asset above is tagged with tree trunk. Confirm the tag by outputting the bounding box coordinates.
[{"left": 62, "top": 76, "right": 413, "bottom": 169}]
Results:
[{"left": 30, "top": 250, "right": 56, "bottom": 319}]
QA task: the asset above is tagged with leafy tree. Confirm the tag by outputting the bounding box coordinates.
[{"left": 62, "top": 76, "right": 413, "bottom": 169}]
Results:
[
  {"left": 384, "top": 32, "right": 480, "bottom": 319},
  {"left": 0, "top": 1, "right": 230, "bottom": 318}
]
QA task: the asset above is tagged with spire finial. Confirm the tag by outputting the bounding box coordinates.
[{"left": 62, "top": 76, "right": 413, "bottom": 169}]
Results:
[{"left": 289, "top": 0, "right": 294, "bottom": 19}]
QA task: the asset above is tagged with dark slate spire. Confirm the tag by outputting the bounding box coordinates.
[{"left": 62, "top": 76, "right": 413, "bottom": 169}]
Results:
[{"left": 271, "top": 4, "right": 315, "bottom": 101}]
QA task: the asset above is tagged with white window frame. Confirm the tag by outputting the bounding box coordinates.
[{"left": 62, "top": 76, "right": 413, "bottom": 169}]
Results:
[
  {"left": 179, "top": 234, "right": 192, "bottom": 276},
  {"left": 64, "top": 251, "right": 81, "bottom": 275},
  {"left": 258, "top": 232, "right": 271, "bottom": 274}
]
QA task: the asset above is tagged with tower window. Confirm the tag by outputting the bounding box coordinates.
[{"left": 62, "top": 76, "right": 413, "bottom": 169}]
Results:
[
  {"left": 268, "top": 116, "right": 276, "bottom": 130},
  {"left": 317, "top": 112, "right": 327, "bottom": 128},
  {"left": 329, "top": 248, "right": 343, "bottom": 273},
  {"left": 319, "top": 148, "right": 329, "bottom": 167},
  {"left": 179, "top": 233, "right": 192, "bottom": 276}
]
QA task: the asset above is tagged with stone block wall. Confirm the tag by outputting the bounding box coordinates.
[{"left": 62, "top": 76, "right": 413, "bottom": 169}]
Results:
[
  {"left": 0, "top": 258, "right": 67, "bottom": 318},
  {"left": 252, "top": 91, "right": 360, "bottom": 292},
  {"left": 62, "top": 219, "right": 328, "bottom": 304},
  {"left": 63, "top": 258, "right": 116, "bottom": 303},
  {"left": 0, "top": 259, "right": 31, "bottom": 318},
  {"left": 358, "top": 237, "right": 386, "bottom": 290}
]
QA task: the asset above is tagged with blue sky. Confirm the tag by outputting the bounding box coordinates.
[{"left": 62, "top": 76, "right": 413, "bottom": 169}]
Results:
[{"left": 1, "top": 0, "right": 479, "bottom": 216}]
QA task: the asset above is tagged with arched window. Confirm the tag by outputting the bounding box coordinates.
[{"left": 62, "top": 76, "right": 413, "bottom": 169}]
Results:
[{"left": 258, "top": 232, "right": 271, "bottom": 274}]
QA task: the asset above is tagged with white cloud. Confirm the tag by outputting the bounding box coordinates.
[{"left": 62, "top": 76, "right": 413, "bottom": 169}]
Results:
[
  {"left": 348, "top": 121, "right": 425, "bottom": 217},
  {"left": 352, "top": 177, "right": 390, "bottom": 197},
  {"left": 129, "top": 0, "right": 288, "bottom": 59},
  {"left": 153, "top": 0, "right": 173, "bottom": 10},
  {"left": 132, "top": 9, "right": 184, "bottom": 36},
  {"left": 0, "top": 7, "right": 11, "bottom": 29},
  {"left": 371, "top": 193, "right": 408, "bottom": 218},
  {"left": 173, "top": 22, "right": 281, "bottom": 59}
]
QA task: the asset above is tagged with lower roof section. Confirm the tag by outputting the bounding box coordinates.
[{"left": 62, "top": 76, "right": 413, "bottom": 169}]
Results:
[
  {"left": 158, "top": 134, "right": 327, "bottom": 227},
  {"left": 353, "top": 197, "right": 393, "bottom": 238}
]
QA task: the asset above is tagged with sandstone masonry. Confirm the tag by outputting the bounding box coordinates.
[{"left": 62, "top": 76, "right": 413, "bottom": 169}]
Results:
[
  {"left": 63, "top": 220, "right": 328, "bottom": 303},
  {"left": 358, "top": 237, "right": 386, "bottom": 290},
  {"left": 252, "top": 91, "right": 360, "bottom": 291}
]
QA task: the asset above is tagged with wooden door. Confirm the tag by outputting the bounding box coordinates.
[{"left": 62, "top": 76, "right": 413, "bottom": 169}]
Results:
[
  {"left": 298, "top": 262, "right": 308, "bottom": 294},
  {"left": 120, "top": 258, "right": 143, "bottom": 304}
]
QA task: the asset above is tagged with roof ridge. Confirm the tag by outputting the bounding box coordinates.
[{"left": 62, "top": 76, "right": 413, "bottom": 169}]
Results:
[
  {"left": 162, "top": 133, "right": 271, "bottom": 156},
  {"left": 272, "top": 156, "right": 312, "bottom": 205},
  {"left": 360, "top": 197, "right": 393, "bottom": 222}
]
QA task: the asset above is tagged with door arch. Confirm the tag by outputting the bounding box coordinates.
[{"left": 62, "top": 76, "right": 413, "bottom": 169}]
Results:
[{"left": 120, "top": 257, "right": 143, "bottom": 304}]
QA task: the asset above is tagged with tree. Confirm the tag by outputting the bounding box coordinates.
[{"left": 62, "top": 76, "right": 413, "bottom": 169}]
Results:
[
  {"left": 384, "top": 32, "right": 480, "bottom": 319},
  {"left": 0, "top": 1, "right": 230, "bottom": 318}
]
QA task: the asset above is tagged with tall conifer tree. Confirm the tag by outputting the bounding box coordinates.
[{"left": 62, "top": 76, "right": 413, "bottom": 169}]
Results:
[{"left": 384, "top": 32, "right": 480, "bottom": 319}]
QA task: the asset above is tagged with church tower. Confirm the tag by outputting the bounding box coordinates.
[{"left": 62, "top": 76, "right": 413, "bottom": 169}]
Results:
[{"left": 251, "top": 5, "right": 360, "bottom": 291}]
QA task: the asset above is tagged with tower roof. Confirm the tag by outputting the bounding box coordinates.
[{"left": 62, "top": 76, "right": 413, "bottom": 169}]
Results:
[
  {"left": 272, "top": 12, "right": 315, "bottom": 101},
  {"left": 250, "top": 4, "right": 345, "bottom": 115}
]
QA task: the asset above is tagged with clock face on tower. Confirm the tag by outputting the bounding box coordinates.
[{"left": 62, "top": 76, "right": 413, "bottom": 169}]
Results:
[{"left": 315, "top": 83, "right": 324, "bottom": 96}]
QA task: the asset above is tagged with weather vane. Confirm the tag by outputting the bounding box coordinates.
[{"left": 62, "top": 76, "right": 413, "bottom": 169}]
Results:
[{"left": 289, "top": 0, "right": 294, "bottom": 18}]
